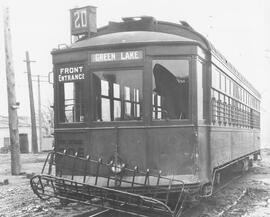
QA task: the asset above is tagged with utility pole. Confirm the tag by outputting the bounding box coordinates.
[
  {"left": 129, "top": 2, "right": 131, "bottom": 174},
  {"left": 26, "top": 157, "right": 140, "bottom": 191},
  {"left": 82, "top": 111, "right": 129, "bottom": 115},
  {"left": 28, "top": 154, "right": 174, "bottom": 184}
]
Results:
[
  {"left": 31, "top": 74, "right": 48, "bottom": 152},
  {"left": 24, "top": 51, "right": 38, "bottom": 153},
  {"left": 37, "top": 75, "right": 42, "bottom": 151},
  {"left": 3, "top": 7, "right": 21, "bottom": 175}
]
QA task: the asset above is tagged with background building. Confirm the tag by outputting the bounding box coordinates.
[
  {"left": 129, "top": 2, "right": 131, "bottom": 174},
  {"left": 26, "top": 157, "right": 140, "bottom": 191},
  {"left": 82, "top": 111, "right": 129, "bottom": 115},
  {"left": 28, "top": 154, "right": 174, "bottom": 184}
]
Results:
[{"left": 0, "top": 115, "right": 53, "bottom": 153}]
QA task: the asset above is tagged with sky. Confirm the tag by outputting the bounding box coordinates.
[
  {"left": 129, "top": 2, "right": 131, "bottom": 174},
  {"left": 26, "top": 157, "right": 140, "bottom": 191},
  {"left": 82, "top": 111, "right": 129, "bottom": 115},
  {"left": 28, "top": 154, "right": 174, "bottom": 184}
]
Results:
[{"left": 0, "top": 0, "right": 270, "bottom": 146}]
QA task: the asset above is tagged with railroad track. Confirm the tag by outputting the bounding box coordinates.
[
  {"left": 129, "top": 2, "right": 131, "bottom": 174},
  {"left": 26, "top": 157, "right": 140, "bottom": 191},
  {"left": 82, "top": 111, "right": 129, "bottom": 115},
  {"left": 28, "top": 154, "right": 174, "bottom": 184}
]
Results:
[
  {"left": 73, "top": 208, "right": 139, "bottom": 217},
  {"left": 212, "top": 174, "right": 242, "bottom": 195},
  {"left": 181, "top": 172, "right": 245, "bottom": 217}
]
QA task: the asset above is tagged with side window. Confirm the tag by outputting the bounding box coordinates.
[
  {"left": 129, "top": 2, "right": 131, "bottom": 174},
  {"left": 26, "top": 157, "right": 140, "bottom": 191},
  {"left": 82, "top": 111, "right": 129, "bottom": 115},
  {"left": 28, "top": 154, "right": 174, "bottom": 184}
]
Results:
[
  {"left": 212, "top": 67, "right": 220, "bottom": 89},
  {"left": 197, "top": 60, "right": 204, "bottom": 119},
  {"left": 220, "top": 73, "right": 225, "bottom": 92},
  {"left": 152, "top": 59, "right": 189, "bottom": 120},
  {"left": 226, "top": 77, "right": 230, "bottom": 95},
  {"left": 100, "top": 80, "right": 111, "bottom": 121},
  {"left": 59, "top": 82, "right": 84, "bottom": 123}
]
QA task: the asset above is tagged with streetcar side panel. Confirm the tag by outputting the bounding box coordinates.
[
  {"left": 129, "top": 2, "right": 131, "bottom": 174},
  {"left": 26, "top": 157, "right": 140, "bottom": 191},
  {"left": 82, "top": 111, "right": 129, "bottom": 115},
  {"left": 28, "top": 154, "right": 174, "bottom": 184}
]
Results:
[{"left": 210, "top": 129, "right": 232, "bottom": 168}]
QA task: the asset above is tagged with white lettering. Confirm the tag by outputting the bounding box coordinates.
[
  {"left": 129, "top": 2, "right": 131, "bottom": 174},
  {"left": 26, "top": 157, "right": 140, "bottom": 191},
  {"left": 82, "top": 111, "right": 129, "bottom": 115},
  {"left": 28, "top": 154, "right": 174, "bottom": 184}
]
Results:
[
  {"left": 60, "top": 66, "right": 84, "bottom": 74},
  {"left": 78, "top": 66, "right": 83, "bottom": 73},
  {"left": 74, "top": 67, "right": 79, "bottom": 73},
  {"left": 58, "top": 66, "right": 85, "bottom": 82},
  {"left": 81, "top": 10, "right": 87, "bottom": 27},
  {"left": 74, "top": 9, "right": 88, "bottom": 29},
  {"left": 91, "top": 51, "right": 143, "bottom": 62},
  {"left": 120, "top": 52, "right": 126, "bottom": 60},
  {"left": 93, "top": 53, "right": 116, "bottom": 62},
  {"left": 134, "top": 51, "right": 139, "bottom": 59},
  {"left": 74, "top": 11, "right": 80, "bottom": 28},
  {"left": 121, "top": 51, "right": 140, "bottom": 60}
]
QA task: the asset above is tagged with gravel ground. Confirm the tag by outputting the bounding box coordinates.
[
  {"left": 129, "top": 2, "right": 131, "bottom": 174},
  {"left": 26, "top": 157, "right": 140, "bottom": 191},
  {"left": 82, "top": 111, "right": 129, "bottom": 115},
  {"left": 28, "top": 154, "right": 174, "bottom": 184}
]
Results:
[
  {"left": 0, "top": 153, "right": 94, "bottom": 217},
  {"left": 0, "top": 150, "right": 270, "bottom": 217},
  {"left": 182, "top": 149, "right": 270, "bottom": 217}
]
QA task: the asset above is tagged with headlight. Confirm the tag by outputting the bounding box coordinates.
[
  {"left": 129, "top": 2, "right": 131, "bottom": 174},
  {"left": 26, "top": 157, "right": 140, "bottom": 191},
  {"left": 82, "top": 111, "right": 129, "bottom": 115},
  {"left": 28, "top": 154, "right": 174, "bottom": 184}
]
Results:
[
  {"left": 109, "top": 156, "right": 126, "bottom": 174},
  {"left": 111, "top": 162, "right": 125, "bottom": 174}
]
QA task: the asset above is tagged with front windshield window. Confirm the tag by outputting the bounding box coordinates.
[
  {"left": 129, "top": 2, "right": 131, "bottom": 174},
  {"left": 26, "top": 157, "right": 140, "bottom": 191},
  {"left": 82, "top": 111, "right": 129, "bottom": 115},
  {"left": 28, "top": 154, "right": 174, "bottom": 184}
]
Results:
[
  {"left": 152, "top": 60, "right": 189, "bottom": 120},
  {"left": 93, "top": 70, "right": 143, "bottom": 121},
  {"left": 59, "top": 81, "right": 84, "bottom": 123}
]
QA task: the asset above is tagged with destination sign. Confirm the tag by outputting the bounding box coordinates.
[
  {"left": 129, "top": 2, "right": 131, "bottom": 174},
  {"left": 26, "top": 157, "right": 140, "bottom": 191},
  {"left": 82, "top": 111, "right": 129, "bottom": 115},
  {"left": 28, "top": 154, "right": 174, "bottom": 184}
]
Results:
[
  {"left": 70, "top": 6, "right": 97, "bottom": 36},
  {"left": 58, "top": 65, "right": 85, "bottom": 82},
  {"left": 91, "top": 50, "right": 143, "bottom": 63}
]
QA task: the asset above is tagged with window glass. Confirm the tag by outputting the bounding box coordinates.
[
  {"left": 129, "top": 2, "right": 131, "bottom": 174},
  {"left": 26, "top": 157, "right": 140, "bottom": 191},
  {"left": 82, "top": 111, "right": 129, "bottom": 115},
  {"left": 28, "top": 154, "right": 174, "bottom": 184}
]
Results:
[
  {"left": 152, "top": 59, "right": 189, "bottom": 120},
  {"left": 101, "top": 80, "right": 109, "bottom": 96},
  {"left": 255, "top": 99, "right": 258, "bottom": 110},
  {"left": 124, "top": 87, "right": 130, "bottom": 100},
  {"left": 59, "top": 82, "right": 84, "bottom": 123},
  {"left": 239, "top": 88, "right": 243, "bottom": 102},
  {"left": 226, "top": 77, "right": 230, "bottom": 95},
  {"left": 101, "top": 98, "right": 111, "bottom": 121},
  {"left": 212, "top": 67, "right": 219, "bottom": 89},
  {"left": 114, "top": 101, "right": 121, "bottom": 119},
  {"left": 93, "top": 69, "right": 142, "bottom": 121},
  {"left": 229, "top": 79, "right": 232, "bottom": 96},
  {"left": 231, "top": 81, "right": 235, "bottom": 97},
  {"left": 234, "top": 83, "right": 238, "bottom": 99},
  {"left": 197, "top": 61, "right": 204, "bottom": 119},
  {"left": 113, "top": 83, "right": 120, "bottom": 98},
  {"left": 220, "top": 73, "right": 225, "bottom": 92},
  {"left": 133, "top": 89, "right": 140, "bottom": 118}
]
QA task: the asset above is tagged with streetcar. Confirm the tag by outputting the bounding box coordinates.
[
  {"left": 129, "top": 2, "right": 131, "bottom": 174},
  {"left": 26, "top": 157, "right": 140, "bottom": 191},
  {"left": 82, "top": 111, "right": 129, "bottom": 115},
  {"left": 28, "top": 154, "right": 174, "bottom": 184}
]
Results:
[{"left": 31, "top": 6, "right": 261, "bottom": 217}]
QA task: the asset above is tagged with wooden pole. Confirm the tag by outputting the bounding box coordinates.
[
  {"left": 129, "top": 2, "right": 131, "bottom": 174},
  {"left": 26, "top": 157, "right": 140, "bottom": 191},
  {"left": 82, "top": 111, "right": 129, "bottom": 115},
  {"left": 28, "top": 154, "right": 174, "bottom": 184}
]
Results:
[
  {"left": 37, "top": 75, "right": 42, "bottom": 151},
  {"left": 3, "top": 7, "right": 21, "bottom": 175},
  {"left": 24, "top": 51, "right": 38, "bottom": 153}
]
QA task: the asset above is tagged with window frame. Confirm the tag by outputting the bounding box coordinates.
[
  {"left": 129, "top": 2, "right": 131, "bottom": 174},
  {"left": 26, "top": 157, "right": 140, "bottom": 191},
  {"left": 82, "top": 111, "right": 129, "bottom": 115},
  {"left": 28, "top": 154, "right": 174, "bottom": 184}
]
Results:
[
  {"left": 91, "top": 67, "right": 144, "bottom": 123},
  {"left": 58, "top": 80, "right": 86, "bottom": 124},
  {"left": 55, "top": 62, "right": 87, "bottom": 126},
  {"left": 151, "top": 56, "right": 192, "bottom": 122},
  {"left": 210, "top": 64, "right": 261, "bottom": 129}
]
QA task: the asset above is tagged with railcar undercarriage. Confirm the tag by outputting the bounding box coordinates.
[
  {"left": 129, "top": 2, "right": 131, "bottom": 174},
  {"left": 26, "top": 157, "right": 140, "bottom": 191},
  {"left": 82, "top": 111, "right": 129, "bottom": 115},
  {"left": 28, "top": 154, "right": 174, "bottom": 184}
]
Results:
[{"left": 30, "top": 151, "right": 201, "bottom": 217}]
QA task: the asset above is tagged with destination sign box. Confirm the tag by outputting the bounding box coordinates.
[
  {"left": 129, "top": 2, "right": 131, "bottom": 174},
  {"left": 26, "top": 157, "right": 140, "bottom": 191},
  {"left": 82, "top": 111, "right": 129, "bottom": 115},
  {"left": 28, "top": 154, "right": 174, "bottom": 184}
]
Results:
[
  {"left": 91, "top": 50, "right": 143, "bottom": 63},
  {"left": 58, "top": 65, "right": 85, "bottom": 82},
  {"left": 70, "top": 6, "right": 97, "bottom": 36}
]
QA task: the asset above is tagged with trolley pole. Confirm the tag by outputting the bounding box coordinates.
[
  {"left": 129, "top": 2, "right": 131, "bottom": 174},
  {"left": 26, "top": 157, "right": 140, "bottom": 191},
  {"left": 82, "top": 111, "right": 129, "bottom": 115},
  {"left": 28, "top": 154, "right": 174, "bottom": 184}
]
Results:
[
  {"left": 3, "top": 7, "right": 21, "bottom": 175},
  {"left": 24, "top": 51, "right": 38, "bottom": 153}
]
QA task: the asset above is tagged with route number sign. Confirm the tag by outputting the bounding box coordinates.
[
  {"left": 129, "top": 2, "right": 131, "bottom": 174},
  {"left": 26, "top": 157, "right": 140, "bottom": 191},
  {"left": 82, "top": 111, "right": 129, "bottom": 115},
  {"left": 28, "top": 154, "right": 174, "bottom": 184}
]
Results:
[
  {"left": 70, "top": 6, "right": 96, "bottom": 36},
  {"left": 74, "top": 9, "right": 87, "bottom": 29}
]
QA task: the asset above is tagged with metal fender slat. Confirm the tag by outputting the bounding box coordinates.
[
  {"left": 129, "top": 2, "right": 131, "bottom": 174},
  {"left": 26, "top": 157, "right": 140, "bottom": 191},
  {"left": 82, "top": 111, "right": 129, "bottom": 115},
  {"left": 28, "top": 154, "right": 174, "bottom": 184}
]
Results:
[{"left": 30, "top": 151, "right": 186, "bottom": 217}]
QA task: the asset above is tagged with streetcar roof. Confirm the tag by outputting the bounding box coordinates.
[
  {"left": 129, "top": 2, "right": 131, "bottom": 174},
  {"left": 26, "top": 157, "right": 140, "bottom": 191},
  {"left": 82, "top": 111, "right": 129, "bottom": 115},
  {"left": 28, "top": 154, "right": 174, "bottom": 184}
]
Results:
[
  {"left": 51, "top": 17, "right": 260, "bottom": 99},
  {"left": 69, "top": 31, "right": 199, "bottom": 49}
]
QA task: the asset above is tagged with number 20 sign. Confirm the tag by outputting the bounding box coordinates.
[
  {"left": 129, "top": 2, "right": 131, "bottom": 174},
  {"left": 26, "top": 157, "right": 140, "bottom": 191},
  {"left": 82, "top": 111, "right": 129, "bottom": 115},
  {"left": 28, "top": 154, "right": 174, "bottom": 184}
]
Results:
[{"left": 70, "top": 6, "right": 97, "bottom": 36}]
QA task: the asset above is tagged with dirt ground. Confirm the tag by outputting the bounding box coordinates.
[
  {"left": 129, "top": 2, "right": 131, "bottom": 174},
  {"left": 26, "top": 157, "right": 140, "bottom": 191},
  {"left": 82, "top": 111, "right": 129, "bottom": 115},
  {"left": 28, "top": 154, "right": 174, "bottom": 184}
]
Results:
[
  {"left": 0, "top": 153, "right": 93, "bottom": 217},
  {"left": 0, "top": 150, "right": 270, "bottom": 217},
  {"left": 182, "top": 149, "right": 270, "bottom": 217}
]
